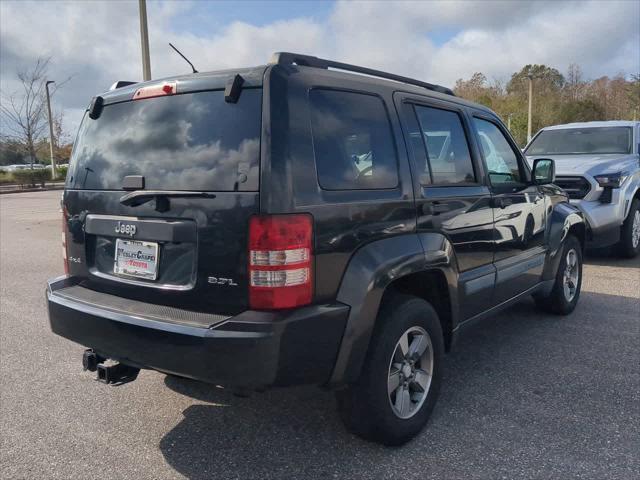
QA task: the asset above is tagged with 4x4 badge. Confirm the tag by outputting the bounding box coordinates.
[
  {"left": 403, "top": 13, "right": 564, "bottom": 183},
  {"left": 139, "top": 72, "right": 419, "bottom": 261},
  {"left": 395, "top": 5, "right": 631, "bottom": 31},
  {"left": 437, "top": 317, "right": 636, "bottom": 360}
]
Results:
[{"left": 115, "top": 222, "right": 137, "bottom": 237}]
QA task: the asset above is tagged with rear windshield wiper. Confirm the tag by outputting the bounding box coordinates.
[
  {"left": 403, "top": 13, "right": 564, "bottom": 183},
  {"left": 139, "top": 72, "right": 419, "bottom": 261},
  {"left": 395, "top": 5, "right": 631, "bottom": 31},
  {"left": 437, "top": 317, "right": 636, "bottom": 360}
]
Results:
[{"left": 120, "top": 190, "right": 216, "bottom": 212}]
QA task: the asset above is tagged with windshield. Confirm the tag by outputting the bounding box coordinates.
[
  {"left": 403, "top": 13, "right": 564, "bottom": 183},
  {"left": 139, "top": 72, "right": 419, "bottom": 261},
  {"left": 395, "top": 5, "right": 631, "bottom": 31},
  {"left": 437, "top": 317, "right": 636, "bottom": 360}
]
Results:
[
  {"left": 525, "top": 127, "right": 632, "bottom": 155},
  {"left": 67, "top": 89, "right": 261, "bottom": 191}
]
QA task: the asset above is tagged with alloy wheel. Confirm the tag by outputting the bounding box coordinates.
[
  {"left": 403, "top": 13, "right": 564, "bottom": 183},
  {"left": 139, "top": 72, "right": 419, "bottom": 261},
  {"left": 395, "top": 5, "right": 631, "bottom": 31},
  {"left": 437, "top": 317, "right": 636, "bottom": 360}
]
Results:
[
  {"left": 387, "top": 326, "right": 433, "bottom": 419},
  {"left": 632, "top": 210, "right": 640, "bottom": 249},
  {"left": 563, "top": 248, "right": 580, "bottom": 302}
]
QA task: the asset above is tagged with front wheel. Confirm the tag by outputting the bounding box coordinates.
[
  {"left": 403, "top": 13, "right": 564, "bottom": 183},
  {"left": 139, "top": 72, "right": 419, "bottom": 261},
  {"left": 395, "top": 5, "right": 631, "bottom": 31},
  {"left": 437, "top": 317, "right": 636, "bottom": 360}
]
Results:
[
  {"left": 534, "top": 235, "right": 583, "bottom": 315},
  {"left": 335, "top": 295, "right": 444, "bottom": 446},
  {"left": 617, "top": 198, "right": 640, "bottom": 258}
]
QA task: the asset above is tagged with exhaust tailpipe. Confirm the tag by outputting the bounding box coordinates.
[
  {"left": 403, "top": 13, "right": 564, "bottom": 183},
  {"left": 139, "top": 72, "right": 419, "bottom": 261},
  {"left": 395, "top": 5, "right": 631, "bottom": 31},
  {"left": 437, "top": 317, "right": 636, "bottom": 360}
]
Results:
[{"left": 82, "top": 349, "right": 104, "bottom": 372}]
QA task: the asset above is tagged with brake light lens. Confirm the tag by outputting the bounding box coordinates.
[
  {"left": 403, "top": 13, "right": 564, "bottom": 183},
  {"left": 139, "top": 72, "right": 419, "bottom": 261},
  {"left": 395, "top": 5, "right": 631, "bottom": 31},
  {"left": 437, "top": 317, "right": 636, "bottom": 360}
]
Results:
[
  {"left": 133, "top": 81, "right": 177, "bottom": 100},
  {"left": 62, "top": 209, "right": 69, "bottom": 275},
  {"left": 248, "top": 214, "right": 313, "bottom": 309}
]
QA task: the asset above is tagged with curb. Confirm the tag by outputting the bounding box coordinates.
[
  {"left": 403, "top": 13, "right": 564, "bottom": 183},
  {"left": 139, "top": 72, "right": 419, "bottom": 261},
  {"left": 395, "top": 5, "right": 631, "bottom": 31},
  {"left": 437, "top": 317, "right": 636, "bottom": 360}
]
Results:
[{"left": 0, "top": 185, "right": 65, "bottom": 195}]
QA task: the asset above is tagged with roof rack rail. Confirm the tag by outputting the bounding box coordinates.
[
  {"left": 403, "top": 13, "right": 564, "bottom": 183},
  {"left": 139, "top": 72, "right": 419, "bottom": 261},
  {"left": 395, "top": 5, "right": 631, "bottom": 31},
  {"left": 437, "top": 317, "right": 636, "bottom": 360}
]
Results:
[{"left": 269, "top": 52, "right": 455, "bottom": 96}]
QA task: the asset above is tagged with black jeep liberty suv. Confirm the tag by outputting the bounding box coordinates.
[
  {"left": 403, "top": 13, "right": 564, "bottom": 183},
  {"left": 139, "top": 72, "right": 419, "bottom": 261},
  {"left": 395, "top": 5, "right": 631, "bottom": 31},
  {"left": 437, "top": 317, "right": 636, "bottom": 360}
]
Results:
[{"left": 47, "top": 53, "right": 585, "bottom": 445}]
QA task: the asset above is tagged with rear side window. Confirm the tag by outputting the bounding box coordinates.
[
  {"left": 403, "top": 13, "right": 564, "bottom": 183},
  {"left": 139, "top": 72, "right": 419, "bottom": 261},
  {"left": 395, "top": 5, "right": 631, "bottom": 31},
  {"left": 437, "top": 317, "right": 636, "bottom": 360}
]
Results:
[
  {"left": 309, "top": 89, "right": 398, "bottom": 190},
  {"left": 68, "top": 89, "right": 262, "bottom": 191},
  {"left": 413, "top": 105, "right": 476, "bottom": 185}
]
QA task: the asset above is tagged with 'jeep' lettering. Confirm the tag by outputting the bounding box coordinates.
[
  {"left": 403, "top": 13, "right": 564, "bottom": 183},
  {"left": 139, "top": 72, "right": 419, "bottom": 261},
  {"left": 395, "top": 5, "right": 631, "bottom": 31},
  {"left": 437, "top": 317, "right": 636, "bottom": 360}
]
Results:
[{"left": 115, "top": 222, "right": 137, "bottom": 237}]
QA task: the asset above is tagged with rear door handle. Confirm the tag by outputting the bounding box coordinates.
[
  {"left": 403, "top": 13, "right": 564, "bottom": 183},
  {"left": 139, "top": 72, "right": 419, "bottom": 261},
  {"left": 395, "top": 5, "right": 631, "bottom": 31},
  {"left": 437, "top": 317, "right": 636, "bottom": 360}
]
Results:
[
  {"left": 421, "top": 202, "right": 452, "bottom": 215},
  {"left": 432, "top": 203, "right": 451, "bottom": 213}
]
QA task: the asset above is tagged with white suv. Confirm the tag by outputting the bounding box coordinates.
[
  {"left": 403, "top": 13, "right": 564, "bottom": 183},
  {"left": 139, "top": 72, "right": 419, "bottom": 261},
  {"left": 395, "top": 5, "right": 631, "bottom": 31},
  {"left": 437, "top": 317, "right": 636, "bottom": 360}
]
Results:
[{"left": 525, "top": 121, "right": 640, "bottom": 257}]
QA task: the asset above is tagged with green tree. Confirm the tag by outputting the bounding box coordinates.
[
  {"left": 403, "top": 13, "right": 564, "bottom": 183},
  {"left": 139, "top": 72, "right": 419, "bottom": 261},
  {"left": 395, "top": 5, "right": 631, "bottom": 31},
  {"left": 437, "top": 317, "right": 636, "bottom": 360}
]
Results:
[
  {"left": 628, "top": 74, "right": 640, "bottom": 120},
  {"left": 454, "top": 73, "right": 488, "bottom": 102},
  {"left": 507, "top": 64, "right": 565, "bottom": 95},
  {"left": 0, "top": 140, "right": 26, "bottom": 166},
  {"left": 453, "top": 64, "right": 636, "bottom": 146},
  {"left": 506, "top": 65, "right": 565, "bottom": 144},
  {"left": 559, "top": 99, "right": 606, "bottom": 123}
]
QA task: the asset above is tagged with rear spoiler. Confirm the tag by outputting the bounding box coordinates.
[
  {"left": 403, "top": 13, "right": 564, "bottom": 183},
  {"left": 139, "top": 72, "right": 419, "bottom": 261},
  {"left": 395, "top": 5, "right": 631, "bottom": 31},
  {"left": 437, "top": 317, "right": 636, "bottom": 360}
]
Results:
[{"left": 109, "top": 81, "right": 138, "bottom": 91}]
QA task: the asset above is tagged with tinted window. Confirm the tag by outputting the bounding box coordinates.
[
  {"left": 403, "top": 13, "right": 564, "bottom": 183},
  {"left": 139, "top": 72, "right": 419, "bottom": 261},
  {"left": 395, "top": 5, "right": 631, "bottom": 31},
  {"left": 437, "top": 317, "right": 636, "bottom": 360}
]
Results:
[
  {"left": 309, "top": 89, "right": 398, "bottom": 190},
  {"left": 473, "top": 118, "right": 522, "bottom": 184},
  {"left": 413, "top": 106, "right": 475, "bottom": 185},
  {"left": 68, "top": 89, "right": 262, "bottom": 191},
  {"left": 525, "top": 127, "right": 632, "bottom": 155}
]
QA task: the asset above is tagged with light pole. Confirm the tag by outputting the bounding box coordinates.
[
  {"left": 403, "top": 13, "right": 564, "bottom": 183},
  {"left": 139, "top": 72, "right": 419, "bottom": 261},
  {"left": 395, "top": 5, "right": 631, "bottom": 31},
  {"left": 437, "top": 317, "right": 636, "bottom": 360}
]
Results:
[
  {"left": 45, "top": 80, "right": 56, "bottom": 180},
  {"left": 139, "top": 0, "right": 151, "bottom": 81},
  {"left": 526, "top": 74, "right": 534, "bottom": 143}
]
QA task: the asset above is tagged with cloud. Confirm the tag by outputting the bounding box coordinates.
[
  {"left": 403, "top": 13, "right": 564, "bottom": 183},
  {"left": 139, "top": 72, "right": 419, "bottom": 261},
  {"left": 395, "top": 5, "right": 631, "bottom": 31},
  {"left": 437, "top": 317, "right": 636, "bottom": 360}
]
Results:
[
  {"left": 1, "top": 0, "right": 638, "bottom": 135},
  {"left": 327, "top": 0, "right": 638, "bottom": 84}
]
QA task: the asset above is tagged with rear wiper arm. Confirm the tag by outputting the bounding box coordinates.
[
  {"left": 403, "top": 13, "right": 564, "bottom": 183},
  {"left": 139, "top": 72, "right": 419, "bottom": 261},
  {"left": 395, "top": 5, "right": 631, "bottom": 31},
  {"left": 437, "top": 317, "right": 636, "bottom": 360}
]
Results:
[{"left": 120, "top": 190, "right": 216, "bottom": 211}]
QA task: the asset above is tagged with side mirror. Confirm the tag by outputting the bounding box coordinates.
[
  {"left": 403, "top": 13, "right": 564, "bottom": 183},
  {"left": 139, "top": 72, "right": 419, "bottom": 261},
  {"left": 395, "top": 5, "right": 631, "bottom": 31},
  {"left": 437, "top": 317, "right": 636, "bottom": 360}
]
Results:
[{"left": 532, "top": 158, "right": 555, "bottom": 185}]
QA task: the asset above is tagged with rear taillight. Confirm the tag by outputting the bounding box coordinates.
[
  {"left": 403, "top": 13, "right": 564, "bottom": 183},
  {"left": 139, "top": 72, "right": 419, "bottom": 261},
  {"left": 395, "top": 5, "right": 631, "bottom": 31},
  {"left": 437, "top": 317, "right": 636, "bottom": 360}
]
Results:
[
  {"left": 62, "top": 210, "right": 69, "bottom": 275},
  {"left": 248, "top": 214, "right": 313, "bottom": 310}
]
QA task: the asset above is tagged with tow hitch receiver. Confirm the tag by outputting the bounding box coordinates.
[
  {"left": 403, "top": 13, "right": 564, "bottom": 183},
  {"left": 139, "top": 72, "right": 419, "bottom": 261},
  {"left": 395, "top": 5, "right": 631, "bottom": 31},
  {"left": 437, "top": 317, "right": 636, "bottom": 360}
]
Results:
[
  {"left": 83, "top": 349, "right": 139, "bottom": 385},
  {"left": 96, "top": 363, "right": 140, "bottom": 385}
]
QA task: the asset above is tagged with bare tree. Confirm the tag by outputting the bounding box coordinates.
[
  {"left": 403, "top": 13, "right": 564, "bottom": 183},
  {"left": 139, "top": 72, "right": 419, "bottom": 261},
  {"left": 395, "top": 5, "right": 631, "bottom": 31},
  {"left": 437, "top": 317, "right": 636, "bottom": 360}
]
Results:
[
  {"left": 0, "top": 57, "right": 50, "bottom": 167},
  {"left": 566, "top": 63, "right": 584, "bottom": 101},
  {"left": 52, "top": 111, "right": 72, "bottom": 161},
  {"left": 0, "top": 57, "right": 69, "bottom": 168}
]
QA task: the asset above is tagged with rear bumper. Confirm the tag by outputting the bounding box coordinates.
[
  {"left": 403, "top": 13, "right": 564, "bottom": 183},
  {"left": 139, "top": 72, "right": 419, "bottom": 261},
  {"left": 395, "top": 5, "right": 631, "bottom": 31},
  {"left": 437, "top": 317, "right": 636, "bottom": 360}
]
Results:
[{"left": 47, "top": 276, "right": 349, "bottom": 389}]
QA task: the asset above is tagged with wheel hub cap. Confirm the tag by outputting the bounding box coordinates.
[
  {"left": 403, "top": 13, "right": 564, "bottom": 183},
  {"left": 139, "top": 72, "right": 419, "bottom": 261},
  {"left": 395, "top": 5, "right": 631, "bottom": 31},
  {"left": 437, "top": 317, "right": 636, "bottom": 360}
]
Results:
[
  {"left": 632, "top": 211, "right": 640, "bottom": 249},
  {"left": 563, "top": 248, "right": 579, "bottom": 302},
  {"left": 387, "top": 326, "right": 433, "bottom": 419}
]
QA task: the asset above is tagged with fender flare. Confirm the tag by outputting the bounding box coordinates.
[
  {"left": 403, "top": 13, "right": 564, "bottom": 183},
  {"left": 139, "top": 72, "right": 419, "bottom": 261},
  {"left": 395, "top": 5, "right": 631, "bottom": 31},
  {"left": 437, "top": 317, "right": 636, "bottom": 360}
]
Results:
[
  {"left": 623, "top": 185, "right": 640, "bottom": 220},
  {"left": 327, "top": 233, "right": 458, "bottom": 387},
  {"left": 541, "top": 201, "right": 585, "bottom": 281}
]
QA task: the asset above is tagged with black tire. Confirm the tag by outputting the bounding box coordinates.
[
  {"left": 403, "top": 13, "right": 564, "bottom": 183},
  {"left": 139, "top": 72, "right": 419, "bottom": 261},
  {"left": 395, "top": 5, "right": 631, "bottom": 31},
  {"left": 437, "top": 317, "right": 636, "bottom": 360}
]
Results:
[
  {"left": 534, "top": 235, "right": 583, "bottom": 315},
  {"left": 617, "top": 198, "right": 640, "bottom": 258},
  {"left": 335, "top": 294, "right": 444, "bottom": 446},
  {"left": 518, "top": 214, "right": 535, "bottom": 249}
]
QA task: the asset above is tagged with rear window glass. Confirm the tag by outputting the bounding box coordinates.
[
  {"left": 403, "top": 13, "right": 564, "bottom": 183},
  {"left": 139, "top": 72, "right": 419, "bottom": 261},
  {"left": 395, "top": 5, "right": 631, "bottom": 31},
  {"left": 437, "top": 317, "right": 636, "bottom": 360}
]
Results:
[
  {"left": 309, "top": 89, "right": 398, "bottom": 190},
  {"left": 67, "top": 89, "right": 262, "bottom": 191},
  {"left": 525, "top": 127, "right": 632, "bottom": 155}
]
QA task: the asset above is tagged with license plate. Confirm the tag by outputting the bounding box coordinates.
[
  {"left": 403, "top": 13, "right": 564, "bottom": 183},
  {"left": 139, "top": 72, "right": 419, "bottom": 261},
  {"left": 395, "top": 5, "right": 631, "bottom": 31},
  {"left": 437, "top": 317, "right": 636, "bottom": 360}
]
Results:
[{"left": 114, "top": 239, "right": 159, "bottom": 280}]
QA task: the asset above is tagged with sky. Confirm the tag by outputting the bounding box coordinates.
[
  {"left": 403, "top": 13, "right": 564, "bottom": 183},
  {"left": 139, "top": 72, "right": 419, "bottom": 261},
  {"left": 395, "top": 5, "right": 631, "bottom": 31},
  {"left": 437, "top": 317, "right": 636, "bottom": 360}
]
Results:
[{"left": 1, "top": 0, "right": 638, "bottom": 137}]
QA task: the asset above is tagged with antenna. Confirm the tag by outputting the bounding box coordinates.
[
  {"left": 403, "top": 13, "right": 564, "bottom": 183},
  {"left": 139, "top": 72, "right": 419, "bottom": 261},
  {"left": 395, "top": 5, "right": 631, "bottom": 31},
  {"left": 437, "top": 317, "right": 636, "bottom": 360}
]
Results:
[{"left": 169, "top": 43, "right": 198, "bottom": 74}]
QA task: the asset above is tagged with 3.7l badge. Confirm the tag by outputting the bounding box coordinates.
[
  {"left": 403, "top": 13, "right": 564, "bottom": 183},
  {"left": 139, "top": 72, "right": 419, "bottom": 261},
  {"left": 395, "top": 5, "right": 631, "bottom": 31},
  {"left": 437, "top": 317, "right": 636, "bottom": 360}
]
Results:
[{"left": 208, "top": 276, "right": 238, "bottom": 286}]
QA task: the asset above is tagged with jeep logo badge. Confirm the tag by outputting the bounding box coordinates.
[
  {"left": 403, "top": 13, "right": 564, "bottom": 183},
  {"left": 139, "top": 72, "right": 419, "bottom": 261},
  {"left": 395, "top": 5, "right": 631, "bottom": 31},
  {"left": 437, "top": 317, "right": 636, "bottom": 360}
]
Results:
[{"left": 115, "top": 221, "right": 137, "bottom": 237}]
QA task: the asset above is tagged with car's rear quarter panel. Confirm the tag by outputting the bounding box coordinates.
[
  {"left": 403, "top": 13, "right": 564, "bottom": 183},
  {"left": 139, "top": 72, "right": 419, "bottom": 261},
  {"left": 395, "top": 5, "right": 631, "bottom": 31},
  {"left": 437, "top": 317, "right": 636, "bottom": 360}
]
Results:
[{"left": 261, "top": 65, "right": 417, "bottom": 303}]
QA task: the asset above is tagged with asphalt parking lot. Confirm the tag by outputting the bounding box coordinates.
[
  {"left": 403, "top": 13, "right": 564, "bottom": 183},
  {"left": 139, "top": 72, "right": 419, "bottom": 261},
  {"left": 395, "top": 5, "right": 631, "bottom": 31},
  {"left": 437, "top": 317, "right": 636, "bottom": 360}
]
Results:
[{"left": 1, "top": 190, "right": 638, "bottom": 480}]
